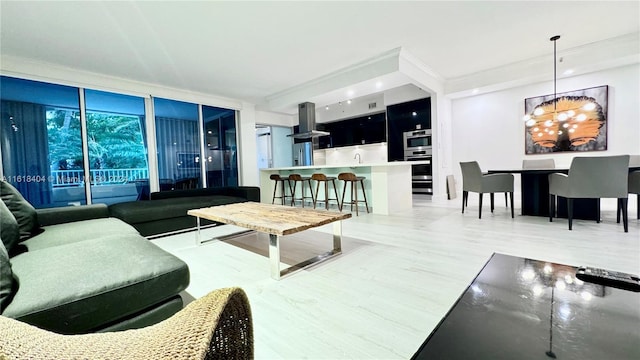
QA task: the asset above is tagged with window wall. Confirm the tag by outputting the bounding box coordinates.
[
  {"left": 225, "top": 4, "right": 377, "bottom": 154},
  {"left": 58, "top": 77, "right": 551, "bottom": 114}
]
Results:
[
  {"left": 1, "top": 76, "right": 82, "bottom": 208},
  {"left": 203, "top": 105, "right": 238, "bottom": 187},
  {"left": 1, "top": 75, "right": 239, "bottom": 208},
  {"left": 154, "top": 97, "right": 201, "bottom": 190},
  {"left": 84, "top": 89, "right": 148, "bottom": 204}
]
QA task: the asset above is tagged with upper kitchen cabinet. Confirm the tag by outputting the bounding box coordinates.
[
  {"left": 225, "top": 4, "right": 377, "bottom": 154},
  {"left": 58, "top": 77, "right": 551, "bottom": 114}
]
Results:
[
  {"left": 387, "top": 97, "right": 431, "bottom": 161},
  {"left": 317, "top": 112, "right": 386, "bottom": 149}
]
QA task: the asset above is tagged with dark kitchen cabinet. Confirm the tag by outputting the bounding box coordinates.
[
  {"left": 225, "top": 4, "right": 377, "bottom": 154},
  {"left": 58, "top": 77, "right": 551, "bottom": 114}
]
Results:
[
  {"left": 317, "top": 112, "right": 386, "bottom": 149},
  {"left": 386, "top": 97, "right": 431, "bottom": 161}
]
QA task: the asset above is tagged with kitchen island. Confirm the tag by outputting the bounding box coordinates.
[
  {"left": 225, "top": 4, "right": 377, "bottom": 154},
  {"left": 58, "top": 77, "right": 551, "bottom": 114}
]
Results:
[{"left": 259, "top": 161, "right": 428, "bottom": 215}]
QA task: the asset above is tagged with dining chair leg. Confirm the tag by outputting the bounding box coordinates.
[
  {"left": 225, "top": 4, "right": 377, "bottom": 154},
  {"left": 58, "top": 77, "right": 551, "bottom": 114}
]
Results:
[
  {"left": 462, "top": 191, "right": 467, "bottom": 213},
  {"left": 616, "top": 200, "right": 621, "bottom": 223},
  {"left": 478, "top": 193, "right": 483, "bottom": 219},
  {"left": 510, "top": 192, "right": 514, "bottom": 218},
  {"left": 549, "top": 194, "right": 555, "bottom": 222},
  {"left": 504, "top": 193, "right": 508, "bottom": 207},
  {"left": 595, "top": 199, "right": 600, "bottom": 223},
  {"left": 340, "top": 182, "right": 347, "bottom": 212},
  {"left": 567, "top": 198, "right": 573, "bottom": 230},
  {"left": 619, "top": 197, "right": 629, "bottom": 233},
  {"left": 490, "top": 193, "right": 495, "bottom": 213}
]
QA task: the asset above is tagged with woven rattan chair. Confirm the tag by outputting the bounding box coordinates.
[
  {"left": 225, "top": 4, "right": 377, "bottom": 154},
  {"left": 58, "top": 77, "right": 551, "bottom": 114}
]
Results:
[{"left": 0, "top": 287, "right": 253, "bottom": 360}]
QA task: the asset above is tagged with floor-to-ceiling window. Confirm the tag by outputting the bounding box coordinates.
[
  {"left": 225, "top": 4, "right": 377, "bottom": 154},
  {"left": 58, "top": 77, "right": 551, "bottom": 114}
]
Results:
[
  {"left": 2, "top": 76, "right": 240, "bottom": 206},
  {"left": 154, "top": 97, "right": 202, "bottom": 190},
  {"left": 1, "top": 76, "right": 82, "bottom": 208},
  {"left": 84, "top": 89, "right": 148, "bottom": 204},
  {"left": 202, "top": 105, "right": 238, "bottom": 187}
]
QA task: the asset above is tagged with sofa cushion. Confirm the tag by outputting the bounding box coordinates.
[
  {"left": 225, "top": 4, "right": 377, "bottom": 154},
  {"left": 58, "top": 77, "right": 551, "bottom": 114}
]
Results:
[
  {"left": 3, "top": 234, "right": 190, "bottom": 334},
  {"left": 20, "top": 218, "right": 140, "bottom": 252},
  {"left": 109, "top": 195, "right": 248, "bottom": 224},
  {"left": 0, "top": 181, "right": 38, "bottom": 238},
  {"left": 0, "top": 241, "right": 17, "bottom": 311},
  {"left": 0, "top": 200, "right": 20, "bottom": 254}
]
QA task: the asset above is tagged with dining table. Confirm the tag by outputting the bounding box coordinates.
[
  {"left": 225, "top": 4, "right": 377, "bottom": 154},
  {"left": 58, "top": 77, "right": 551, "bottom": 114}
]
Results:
[{"left": 487, "top": 166, "right": 640, "bottom": 220}]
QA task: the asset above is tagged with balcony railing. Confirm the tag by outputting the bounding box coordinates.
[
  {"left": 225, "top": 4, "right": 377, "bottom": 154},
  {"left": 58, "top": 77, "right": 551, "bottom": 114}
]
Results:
[{"left": 51, "top": 168, "right": 149, "bottom": 187}]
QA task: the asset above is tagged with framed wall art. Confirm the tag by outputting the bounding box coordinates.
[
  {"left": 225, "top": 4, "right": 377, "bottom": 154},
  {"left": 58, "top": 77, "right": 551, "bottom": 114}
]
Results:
[{"left": 523, "top": 85, "right": 608, "bottom": 154}]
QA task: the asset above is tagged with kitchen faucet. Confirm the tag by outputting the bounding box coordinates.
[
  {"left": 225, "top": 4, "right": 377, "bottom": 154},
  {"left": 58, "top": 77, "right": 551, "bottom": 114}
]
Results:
[{"left": 354, "top": 153, "right": 361, "bottom": 164}]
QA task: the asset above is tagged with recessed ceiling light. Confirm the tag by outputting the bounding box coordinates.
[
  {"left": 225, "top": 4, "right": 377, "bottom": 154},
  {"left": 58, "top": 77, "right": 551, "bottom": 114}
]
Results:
[
  {"left": 325, "top": 106, "right": 329, "bottom": 110},
  {"left": 375, "top": 81, "right": 383, "bottom": 89},
  {"left": 347, "top": 99, "right": 352, "bottom": 104},
  {"left": 563, "top": 69, "right": 574, "bottom": 75},
  {"left": 472, "top": 88, "right": 479, "bottom": 94},
  {"left": 412, "top": 111, "right": 417, "bottom": 116},
  {"left": 347, "top": 90, "right": 354, "bottom": 97}
]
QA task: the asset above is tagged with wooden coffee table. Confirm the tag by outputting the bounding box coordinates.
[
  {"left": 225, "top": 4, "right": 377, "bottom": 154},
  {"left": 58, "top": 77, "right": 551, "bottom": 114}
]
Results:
[{"left": 187, "top": 202, "right": 352, "bottom": 280}]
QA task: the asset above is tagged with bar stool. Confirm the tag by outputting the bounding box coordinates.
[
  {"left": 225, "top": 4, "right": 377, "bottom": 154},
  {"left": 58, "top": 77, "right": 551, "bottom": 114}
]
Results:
[
  {"left": 338, "top": 172, "right": 370, "bottom": 216},
  {"left": 288, "top": 174, "right": 314, "bottom": 207},
  {"left": 269, "top": 174, "right": 291, "bottom": 205},
  {"left": 311, "top": 173, "right": 340, "bottom": 210}
]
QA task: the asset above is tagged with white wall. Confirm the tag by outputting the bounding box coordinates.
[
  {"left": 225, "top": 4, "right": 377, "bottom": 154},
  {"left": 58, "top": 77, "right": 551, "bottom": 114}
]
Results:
[{"left": 448, "top": 63, "right": 640, "bottom": 197}]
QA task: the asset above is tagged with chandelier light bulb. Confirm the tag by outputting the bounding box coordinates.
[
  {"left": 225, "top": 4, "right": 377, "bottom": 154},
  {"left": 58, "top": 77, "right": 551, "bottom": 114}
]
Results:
[
  {"left": 557, "top": 113, "right": 568, "bottom": 121},
  {"left": 544, "top": 120, "right": 553, "bottom": 127},
  {"left": 576, "top": 113, "right": 587, "bottom": 121},
  {"left": 533, "top": 127, "right": 539, "bottom": 132},
  {"left": 534, "top": 107, "right": 544, "bottom": 116},
  {"left": 567, "top": 110, "right": 575, "bottom": 117},
  {"left": 538, "top": 132, "right": 543, "bottom": 137},
  {"left": 523, "top": 114, "right": 531, "bottom": 121},
  {"left": 583, "top": 102, "right": 596, "bottom": 111},
  {"left": 573, "top": 124, "right": 578, "bottom": 129},
  {"left": 557, "top": 130, "right": 563, "bottom": 135},
  {"left": 562, "top": 123, "right": 570, "bottom": 128},
  {"left": 526, "top": 119, "right": 536, "bottom": 127}
]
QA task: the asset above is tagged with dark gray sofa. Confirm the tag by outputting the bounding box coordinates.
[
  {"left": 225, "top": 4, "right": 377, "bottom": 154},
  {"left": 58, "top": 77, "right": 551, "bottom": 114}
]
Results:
[
  {"left": 108, "top": 186, "right": 260, "bottom": 237},
  {"left": 0, "top": 181, "right": 190, "bottom": 334}
]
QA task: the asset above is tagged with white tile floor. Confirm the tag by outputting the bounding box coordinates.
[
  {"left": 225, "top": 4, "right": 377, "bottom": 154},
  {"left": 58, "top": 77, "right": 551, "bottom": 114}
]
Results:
[{"left": 151, "top": 195, "right": 639, "bottom": 359}]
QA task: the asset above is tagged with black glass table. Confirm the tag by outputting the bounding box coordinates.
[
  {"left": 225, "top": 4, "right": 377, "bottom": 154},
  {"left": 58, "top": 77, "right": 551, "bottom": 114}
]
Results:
[{"left": 412, "top": 253, "right": 640, "bottom": 360}]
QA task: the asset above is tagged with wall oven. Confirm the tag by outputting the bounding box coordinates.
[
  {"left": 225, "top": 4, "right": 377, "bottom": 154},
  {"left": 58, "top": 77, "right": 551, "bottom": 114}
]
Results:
[
  {"left": 403, "top": 129, "right": 432, "bottom": 159},
  {"left": 403, "top": 129, "right": 433, "bottom": 195}
]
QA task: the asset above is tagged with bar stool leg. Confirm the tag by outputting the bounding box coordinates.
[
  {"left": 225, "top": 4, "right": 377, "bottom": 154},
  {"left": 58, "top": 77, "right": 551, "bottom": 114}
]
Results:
[
  {"left": 314, "top": 181, "right": 321, "bottom": 209},
  {"left": 271, "top": 180, "right": 279, "bottom": 204},
  {"left": 290, "top": 181, "right": 298, "bottom": 206},
  {"left": 353, "top": 180, "right": 358, "bottom": 216},
  {"left": 332, "top": 179, "right": 341, "bottom": 211},
  {"left": 360, "top": 179, "right": 370, "bottom": 213},
  {"left": 340, "top": 181, "right": 347, "bottom": 212}
]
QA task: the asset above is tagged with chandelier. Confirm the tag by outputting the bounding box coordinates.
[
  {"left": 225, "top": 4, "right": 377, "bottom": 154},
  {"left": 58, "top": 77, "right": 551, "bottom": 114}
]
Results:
[{"left": 523, "top": 36, "right": 604, "bottom": 148}]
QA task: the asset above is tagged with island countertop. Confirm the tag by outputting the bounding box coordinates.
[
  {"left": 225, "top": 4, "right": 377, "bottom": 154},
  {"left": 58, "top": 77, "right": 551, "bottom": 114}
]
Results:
[
  {"left": 259, "top": 161, "right": 421, "bottom": 215},
  {"left": 260, "top": 160, "right": 429, "bottom": 171}
]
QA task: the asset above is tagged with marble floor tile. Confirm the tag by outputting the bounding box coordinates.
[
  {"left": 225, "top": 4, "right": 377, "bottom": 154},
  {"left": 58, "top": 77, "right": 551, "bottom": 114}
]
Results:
[{"left": 151, "top": 196, "right": 639, "bottom": 359}]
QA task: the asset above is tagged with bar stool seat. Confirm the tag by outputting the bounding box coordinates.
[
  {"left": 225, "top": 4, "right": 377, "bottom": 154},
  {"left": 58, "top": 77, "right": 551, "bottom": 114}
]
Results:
[
  {"left": 269, "top": 174, "right": 291, "bottom": 205},
  {"left": 311, "top": 173, "right": 340, "bottom": 210},
  {"left": 338, "top": 172, "right": 370, "bottom": 216},
  {"left": 289, "top": 174, "right": 314, "bottom": 207}
]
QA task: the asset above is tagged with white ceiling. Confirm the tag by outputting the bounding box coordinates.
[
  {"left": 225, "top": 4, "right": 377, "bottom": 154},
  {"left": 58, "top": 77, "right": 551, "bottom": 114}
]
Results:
[{"left": 1, "top": 1, "right": 639, "bottom": 114}]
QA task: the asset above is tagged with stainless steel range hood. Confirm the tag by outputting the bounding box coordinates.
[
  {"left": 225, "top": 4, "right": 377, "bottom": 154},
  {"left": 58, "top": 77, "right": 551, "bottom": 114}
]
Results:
[{"left": 288, "top": 102, "right": 330, "bottom": 139}]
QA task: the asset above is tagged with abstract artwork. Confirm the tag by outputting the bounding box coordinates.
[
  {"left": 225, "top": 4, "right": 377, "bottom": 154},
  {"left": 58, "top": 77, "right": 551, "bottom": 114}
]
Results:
[{"left": 524, "top": 85, "right": 608, "bottom": 154}]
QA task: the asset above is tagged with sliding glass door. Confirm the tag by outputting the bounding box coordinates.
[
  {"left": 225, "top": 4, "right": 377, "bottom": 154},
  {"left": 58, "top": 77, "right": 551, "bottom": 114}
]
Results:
[
  {"left": 154, "top": 97, "right": 202, "bottom": 190},
  {"left": 202, "top": 105, "right": 238, "bottom": 187},
  {"left": 84, "top": 89, "right": 148, "bottom": 204},
  {"left": 1, "top": 76, "right": 83, "bottom": 207}
]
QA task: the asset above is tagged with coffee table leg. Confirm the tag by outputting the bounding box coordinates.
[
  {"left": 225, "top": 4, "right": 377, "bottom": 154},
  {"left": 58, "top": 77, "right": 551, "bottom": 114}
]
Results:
[
  {"left": 269, "top": 234, "right": 281, "bottom": 280},
  {"left": 333, "top": 220, "right": 342, "bottom": 252},
  {"left": 195, "top": 216, "right": 202, "bottom": 246}
]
